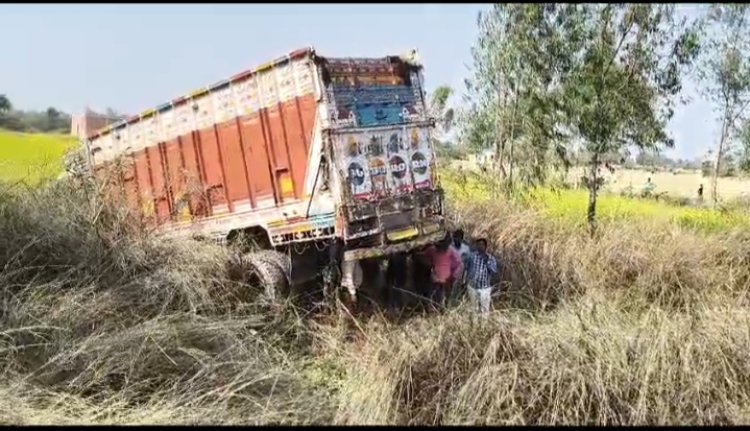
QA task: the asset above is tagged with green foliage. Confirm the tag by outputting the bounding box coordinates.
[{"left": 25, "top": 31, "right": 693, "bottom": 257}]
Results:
[
  {"left": 434, "top": 141, "right": 467, "bottom": 161},
  {"left": 699, "top": 4, "right": 750, "bottom": 202},
  {"left": 0, "top": 94, "right": 11, "bottom": 114},
  {"left": 463, "top": 4, "right": 583, "bottom": 189},
  {"left": 430, "top": 85, "right": 455, "bottom": 135},
  {"left": 464, "top": 3, "right": 702, "bottom": 232},
  {"left": 0, "top": 94, "right": 71, "bottom": 133}
]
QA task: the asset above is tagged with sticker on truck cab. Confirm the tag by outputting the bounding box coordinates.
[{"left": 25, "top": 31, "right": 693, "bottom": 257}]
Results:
[{"left": 334, "top": 125, "right": 434, "bottom": 200}]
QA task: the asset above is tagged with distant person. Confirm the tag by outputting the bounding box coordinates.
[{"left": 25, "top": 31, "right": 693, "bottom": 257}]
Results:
[
  {"left": 465, "top": 238, "right": 500, "bottom": 315},
  {"left": 419, "top": 235, "right": 463, "bottom": 310},
  {"left": 697, "top": 183, "right": 704, "bottom": 204},
  {"left": 642, "top": 177, "right": 656, "bottom": 196}
]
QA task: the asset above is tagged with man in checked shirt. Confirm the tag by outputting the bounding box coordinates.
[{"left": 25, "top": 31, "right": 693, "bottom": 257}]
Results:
[{"left": 465, "top": 238, "right": 500, "bottom": 315}]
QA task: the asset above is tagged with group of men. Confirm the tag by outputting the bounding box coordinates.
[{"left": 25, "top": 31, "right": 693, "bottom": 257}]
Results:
[
  {"left": 375, "top": 230, "right": 501, "bottom": 314},
  {"left": 414, "top": 230, "right": 500, "bottom": 314},
  {"left": 340, "top": 230, "right": 502, "bottom": 314}
]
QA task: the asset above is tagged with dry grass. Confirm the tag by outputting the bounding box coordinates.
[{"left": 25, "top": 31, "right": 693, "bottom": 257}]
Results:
[
  {"left": 1, "top": 176, "right": 750, "bottom": 425},
  {"left": 0, "top": 179, "right": 334, "bottom": 425},
  {"left": 332, "top": 200, "right": 750, "bottom": 425}
]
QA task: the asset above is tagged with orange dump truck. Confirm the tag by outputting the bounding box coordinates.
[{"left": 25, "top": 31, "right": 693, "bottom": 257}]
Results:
[{"left": 83, "top": 47, "right": 446, "bottom": 301}]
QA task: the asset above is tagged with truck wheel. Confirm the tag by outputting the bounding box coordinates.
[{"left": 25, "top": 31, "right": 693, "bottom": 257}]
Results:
[{"left": 240, "top": 251, "right": 291, "bottom": 304}]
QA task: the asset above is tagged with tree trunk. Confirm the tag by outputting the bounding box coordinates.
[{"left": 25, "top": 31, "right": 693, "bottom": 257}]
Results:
[
  {"left": 712, "top": 110, "right": 730, "bottom": 207},
  {"left": 587, "top": 154, "right": 600, "bottom": 236},
  {"left": 507, "top": 135, "right": 515, "bottom": 195}
]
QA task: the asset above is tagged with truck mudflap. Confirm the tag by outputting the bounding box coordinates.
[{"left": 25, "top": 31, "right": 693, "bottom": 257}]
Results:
[{"left": 342, "top": 228, "right": 446, "bottom": 261}]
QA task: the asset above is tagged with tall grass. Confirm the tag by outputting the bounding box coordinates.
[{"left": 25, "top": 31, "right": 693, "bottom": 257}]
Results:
[
  {"left": 332, "top": 200, "right": 750, "bottom": 425},
  {"left": 1, "top": 174, "right": 750, "bottom": 424},
  {"left": 0, "top": 179, "right": 333, "bottom": 424}
]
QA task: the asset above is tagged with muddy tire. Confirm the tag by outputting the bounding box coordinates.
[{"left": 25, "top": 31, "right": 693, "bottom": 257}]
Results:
[
  {"left": 251, "top": 250, "right": 292, "bottom": 303},
  {"left": 228, "top": 250, "right": 291, "bottom": 304}
]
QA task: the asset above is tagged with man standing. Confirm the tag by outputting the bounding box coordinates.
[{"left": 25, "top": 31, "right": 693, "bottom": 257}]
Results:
[
  {"left": 465, "top": 238, "right": 500, "bottom": 315},
  {"left": 420, "top": 235, "right": 463, "bottom": 310},
  {"left": 451, "top": 229, "right": 472, "bottom": 265}
]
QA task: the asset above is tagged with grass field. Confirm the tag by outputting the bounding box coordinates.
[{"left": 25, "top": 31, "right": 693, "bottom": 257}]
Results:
[
  {"left": 566, "top": 166, "right": 750, "bottom": 202},
  {"left": 452, "top": 160, "right": 750, "bottom": 202},
  {"left": 2, "top": 179, "right": 750, "bottom": 425},
  {"left": 2, "top": 137, "right": 750, "bottom": 424},
  {"left": 0, "top": 130, "right": 78, "bottom": 183},
  {"left": 445, "top": 172, "right": 750, "bottom": 234}
]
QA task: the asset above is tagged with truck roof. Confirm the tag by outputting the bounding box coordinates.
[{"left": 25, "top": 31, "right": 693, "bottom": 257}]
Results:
[{"left": 87, "top": 47, "right": 423, "bottom": 141}]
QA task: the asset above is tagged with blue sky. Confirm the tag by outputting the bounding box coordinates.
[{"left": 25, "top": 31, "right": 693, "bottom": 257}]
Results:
[{"left": 1, "top": 4, "right": 717, "bottom": 160}]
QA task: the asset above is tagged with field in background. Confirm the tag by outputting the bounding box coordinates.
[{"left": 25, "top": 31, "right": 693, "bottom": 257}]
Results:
[
  {"left": 566, "top": 166, "right": 750, "bottom": 201},
  {"left": 0, "top": 130, "right": 78, "bottom": 183},
  {"left": 452, "top": 160, "right": 750, "bottom": 202},
  {"left": 440, "top": 168, "right": 750, "bottom": 234}
]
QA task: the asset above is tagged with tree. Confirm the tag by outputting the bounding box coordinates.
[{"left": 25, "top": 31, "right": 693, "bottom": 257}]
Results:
[
  {"left": 560, "top": 4, "right": 700, "bottom": 233},
  {"left": 104, "top": 107, "right": 127, "bottom": 121},
  {"left": 428, "top": 85, "right": 466, "bottom": 161},
  {"left": 738, "top": 119, "right": 750, "bottom": 173},
  {"left": 463, "top": 4, "right": 700, "bottom": 231},
  {"left": 698, "top": 4, "right": 750, "bottom": 203},
  {"left": 0, "top": 94, "right": 10, "bottom": 114},
  {"left": 463, "top": 4, "right": 587, "bottom": 191},
  {"left": 429, "top": 85, "right": 455, "bottom": 135},
  {"left": 429, "top": 85, "right": 456, "bottom": 149},
  {"left": 46, "top": 107, "right": 60, "bottom": 130}
]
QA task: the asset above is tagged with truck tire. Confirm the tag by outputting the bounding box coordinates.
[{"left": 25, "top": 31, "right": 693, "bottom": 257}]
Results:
[{"left": 240, "top": 250, "right": 291, "bottom": 304}]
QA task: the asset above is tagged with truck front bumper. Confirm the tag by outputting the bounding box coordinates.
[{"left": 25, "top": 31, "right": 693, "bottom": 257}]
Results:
[{"left": 342, "top": 228, "right": 447, "bottom": 261}]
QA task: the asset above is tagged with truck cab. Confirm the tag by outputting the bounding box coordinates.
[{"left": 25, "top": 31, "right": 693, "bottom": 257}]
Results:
[
  {"left": 318, "top": 52, "right": 446, "bottom": 264},
  {"left": 304, "top": 52, "right": 447, "bottom": 304}
]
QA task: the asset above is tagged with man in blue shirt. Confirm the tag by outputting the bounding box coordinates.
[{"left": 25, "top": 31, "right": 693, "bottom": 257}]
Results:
[{"left": 465, "top": 238, "right": 500, "bottom": 314}]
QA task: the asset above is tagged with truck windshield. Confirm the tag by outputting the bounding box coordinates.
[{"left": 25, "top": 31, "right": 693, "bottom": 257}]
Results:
[{"left": 320, "top": 56, "right": 423, "bottom": 129}]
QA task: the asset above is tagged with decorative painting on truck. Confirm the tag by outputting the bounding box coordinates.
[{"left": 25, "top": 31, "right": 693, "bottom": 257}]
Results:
[
  {"left": 333, "top": 125, "right": 435, "bottom": 200},
  {"left": 173, "top": 102, "right": 194, "bottom": 137},
  {"left": 194, "top": 92, "right": 215, "bottom": 130},
  {"left": 157, "top": 109, "right": 175, "bottom": 143},
  {"left": 322, "top": 55, "right": 429, "bottom": 130},
  {"left": 212, "top": 84, "right": 235, "bottom": 124},
  {"left": 234, "top": 75, "right": 260, "bottom": 116},
  {"left": 143, "top": 114, "right": 158, "bottom": 148}
]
